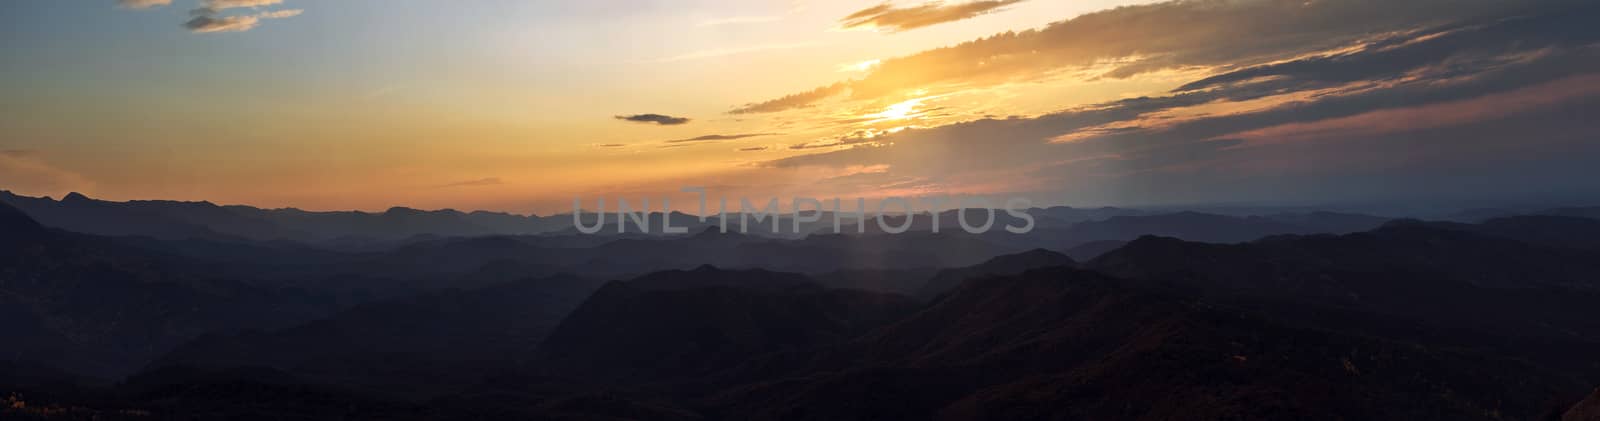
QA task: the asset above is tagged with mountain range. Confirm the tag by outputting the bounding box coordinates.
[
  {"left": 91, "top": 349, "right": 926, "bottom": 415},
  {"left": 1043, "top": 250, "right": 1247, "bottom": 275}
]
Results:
[{"left": 5, "top": 194, "right": 1600, "bottom": 419}]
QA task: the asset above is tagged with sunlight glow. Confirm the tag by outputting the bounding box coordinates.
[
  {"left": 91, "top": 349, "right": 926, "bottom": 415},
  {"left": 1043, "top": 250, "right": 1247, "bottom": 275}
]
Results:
[{"left": 870, "top": 97, "right": 926, "bottom": 121}]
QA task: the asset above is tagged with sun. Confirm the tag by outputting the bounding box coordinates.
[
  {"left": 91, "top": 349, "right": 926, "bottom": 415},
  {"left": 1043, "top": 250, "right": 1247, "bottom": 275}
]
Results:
[{"left": 871, "top": 97, "right": 925, "bottom": 121}]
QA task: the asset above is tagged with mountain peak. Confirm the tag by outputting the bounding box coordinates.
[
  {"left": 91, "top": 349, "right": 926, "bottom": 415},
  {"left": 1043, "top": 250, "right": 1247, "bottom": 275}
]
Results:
[
  {"left": 61, "top": 192, "right": 91, "bottom": 203},
  {"left": 384, "top": 206, "right": 422, "bottom": 215}
]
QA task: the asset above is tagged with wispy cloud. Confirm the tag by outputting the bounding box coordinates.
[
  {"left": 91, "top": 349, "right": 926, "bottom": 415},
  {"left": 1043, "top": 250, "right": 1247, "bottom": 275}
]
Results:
[
  {"left": 433, "top": 177, "right": 504, "bottom": 188},
  {"left": 185, "top": 7, "right": 301, "bottom": 33},
  {"left": 117, "top": 0, "right": 172, "bottom": 10},
  {"left": 729, "top": 82, "right": 849, "bottom": 114},
  {"left": 615, "top": 113, "right": 691, "bottom": 125},
  {"left": 664, "top": 133, "right": 781, "bottom": 143},
  {"left": 789, "top": 129, "right": 887, "bottom": 150},
  {"left": 840, "top": 0, "right": 1026, "bottom": 32},
  {"left": 739, "top": 0, "right": 1550, "bottom": 112},
  {"left": 737, "top": 146, "right": 771, "bottom": 152},
  {"left": 593, "top": 143, "right": 629, "bottom": 149},
  {"left": 199, "top": 0, "right": 282, "bottom": 10},
  {"left": 119, "top": 0, "right": 303, "bottom": 33}
]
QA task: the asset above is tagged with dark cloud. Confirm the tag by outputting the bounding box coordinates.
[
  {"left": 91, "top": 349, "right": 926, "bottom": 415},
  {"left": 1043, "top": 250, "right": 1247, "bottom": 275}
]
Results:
[
  {"left": 593, "top": 143, "right": 628, "bottom": 148},
  {"left": 185, "top": 6, "right": 301, "bottom": 33},
  {"left": 614, "top": 113, "right": 691, "bottom": 125},
  {"left": 664, "top": 133, "right": 781, "bottom": 143},
  {"left": 739, "top": 0, "right": 1562, "bottom": 110},
  {"left": 840, "top": 0, "right": 1025, "bottom": 32},
  {"left": 433, "top": 178, "right": 504, "bottom": 188},
  {"left": 737, "top": 146, "right": 770, "bottom": 152}
]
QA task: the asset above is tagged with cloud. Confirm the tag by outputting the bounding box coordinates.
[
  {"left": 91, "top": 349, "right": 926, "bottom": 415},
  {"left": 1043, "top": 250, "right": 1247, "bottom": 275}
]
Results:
[
  {"left": 738, "top": 0, "right": 1557, "bottom": 112},
  {"left": 433, "top": 177, "right": 504, "bottom": 188},
  {"left": 594, "top": 143, "right": 629, "bottom": 148},
  {"left": 117, "top": 0, "right": 172, "bottom": 9},
  {"left": 789, "top": 129, "right": 890, "bottom": 150},
  {"left": 738, "top": 146, "right": 771, "bottom": 152},
  {"left": 840, "top": 0, "right": 1025, "bottom": 32},
  {"left": 729, "top": 82, "right": 850, "bottom": 114},
  {"left": 615, "top": 113, "right": 691, "bottom": 125},
  {"left": 664, "top": 133, "right": 781, "bottom": 143},
  {"left": 763, "top": 1, "right": 1600, "bottom": 204},
  {"left": 199, "top": 0, "right": 282, "bottom": 11},
  {"left": 185, "top": 7, "right": 302, "bottom": 33}
]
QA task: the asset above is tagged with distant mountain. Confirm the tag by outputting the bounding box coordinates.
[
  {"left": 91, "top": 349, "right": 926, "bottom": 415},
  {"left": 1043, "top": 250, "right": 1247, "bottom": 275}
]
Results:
[
  {"left": 0, "top": 201, "right": 335, "bottom": 378},
  {"left": 0, "top": 190, "right": 226, "bottom": 240},
  {"left": 1057, "top": 211, "right": 1389, "bottom": 245},
  {"left": 0, "top": 190, "right": 569, "bottom": 242},
  {"left": 535, "top": 266, "right": 919, "bottom": 385},
  {"left": 1028, "top": 205, "right": 1145, "bottom": 225},
  {"left": 1445, "top": 206, "right": 1600, "bottom": 222},
  {"left": 915, "top": 248, "right": 1077, "bottom": 300}
]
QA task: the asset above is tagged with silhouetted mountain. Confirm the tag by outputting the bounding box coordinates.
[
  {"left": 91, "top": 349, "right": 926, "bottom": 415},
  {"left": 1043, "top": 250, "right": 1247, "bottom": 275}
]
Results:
[
  {"left": 1029, "top": 205, "right": 1145, "bottom": 225},
  {"left": 0, "top": 201, "right": 335, "bottom": 378},
  {"left": 812, "top": 268, "right": 939, "bottom": 295},
  {"left": 1459, "top": 215, "right": 1600, "bottom": 252},
  {"left": 1088, "top": 220, "right": 1600, "bottom": 382},
  {"left": 1543, "top": 206, "right": 1600, "bottom": 220},
  {"left": 0, "top": 190, "right": 571, "bottom": 243},
  {"left": 1445, "top": 206, "right": 1600, "bottom": 223},
  {"left": 1059, "top": 211, "right": 1383, "bottom": 245},
  {"left": 11, "top": 194, "right": 1600, "bottom": 419},
  {"left": 1061, "top": 239, "right": 1126, "bottom": 261},
  {"left": 1258, "top": 211, "right": 1392, "bottom": 233},
  {"left": 535, "top": 267, "right": 919, "bottom": 385},
  {"left": 916, "top": 248, "right": 1076, "bottom": 300},
  {"left": 0, "top": 198, "right": 45, "bottom": 241},
  {"left": 150, "top": 274, "right": 603, "bottom": 398},
  {"left": 1, "top": 190, "right": 226, "bottom": 240},
  {"left": 710, "top": 268, "right": 1582, "bottom": 420}
]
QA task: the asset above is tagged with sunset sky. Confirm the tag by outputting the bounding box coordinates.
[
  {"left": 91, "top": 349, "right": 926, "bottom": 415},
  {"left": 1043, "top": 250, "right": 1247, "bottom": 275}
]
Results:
[{"left": 3, "top": 0, "right": 1598, "bottom": 214}]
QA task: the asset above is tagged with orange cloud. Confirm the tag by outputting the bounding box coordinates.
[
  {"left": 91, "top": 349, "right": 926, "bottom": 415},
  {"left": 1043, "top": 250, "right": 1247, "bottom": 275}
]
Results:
[{"left": 840, "top": 0, "right": 1026, "bottom": 32}]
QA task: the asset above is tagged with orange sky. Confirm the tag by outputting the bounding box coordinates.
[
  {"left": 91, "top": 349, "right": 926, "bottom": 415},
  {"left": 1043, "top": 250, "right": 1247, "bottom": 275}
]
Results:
[{"left": 4, "top": 0, "right": 1598, "bottom": 214}]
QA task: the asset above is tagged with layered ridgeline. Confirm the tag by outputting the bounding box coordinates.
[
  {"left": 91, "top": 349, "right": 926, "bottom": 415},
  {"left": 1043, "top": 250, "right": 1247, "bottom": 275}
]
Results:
[
  {"left": 2, "top": 190, "right": 1414, "bottom": 246},
  {"left": 6, "top": 194, "right": 1600, "bottom": 419}
]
